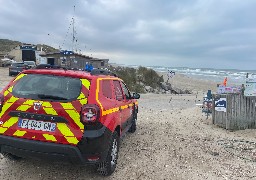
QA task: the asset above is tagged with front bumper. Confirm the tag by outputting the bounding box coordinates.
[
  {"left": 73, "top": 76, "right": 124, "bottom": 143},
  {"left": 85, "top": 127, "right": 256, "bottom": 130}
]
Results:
[{"left": 0, "top": 126, "right": 112, "bottom": 165}]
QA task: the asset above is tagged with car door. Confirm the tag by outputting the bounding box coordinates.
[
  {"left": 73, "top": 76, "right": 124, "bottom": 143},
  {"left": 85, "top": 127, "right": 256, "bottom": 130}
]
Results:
[
  {"left": 119, "top": 81, "right": 133, "bottom": 128},
  {"left": 113, "top": 80, "right": 133, "bottom": 132},
  {"left": 113, "top": 80, "right": 127, "bottom": 132}
]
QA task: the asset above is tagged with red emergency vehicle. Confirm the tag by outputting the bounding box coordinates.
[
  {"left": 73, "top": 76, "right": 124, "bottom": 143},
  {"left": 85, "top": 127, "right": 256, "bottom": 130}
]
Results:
[{"left": 0, "top": 68, "right": 140, "bottom": 176}]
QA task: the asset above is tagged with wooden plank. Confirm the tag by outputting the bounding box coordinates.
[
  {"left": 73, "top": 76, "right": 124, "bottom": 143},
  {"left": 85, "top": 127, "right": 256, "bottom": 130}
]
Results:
[
  {"left": 254, "top": 97, "right": 256, "bottom": 128},
  {"left": 249, "top": 97, "right": 253, "bottom": 128},
  {"left": 233, "top": 94, "right": 237, "bottom": 130},
  {"left": 226, "top": 94, "right": 231, "bottom": 130},
  {"left": 241, "top": 95, "right": 246, "bottom": 129},
  {"left": 237, "top": 95, "right": 241, "bottom": 129},
  {"left": 246, "top": 97, "right": 249, "bottom": 129}
]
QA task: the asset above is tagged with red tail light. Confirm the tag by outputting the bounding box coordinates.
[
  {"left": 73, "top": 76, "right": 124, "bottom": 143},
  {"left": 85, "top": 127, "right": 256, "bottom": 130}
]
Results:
[
  {"left": 0, "top": 94, "right": 4, "bottom": 113},
  {"left": 80, "top": 104, "right": 100, "bottom": 124}
]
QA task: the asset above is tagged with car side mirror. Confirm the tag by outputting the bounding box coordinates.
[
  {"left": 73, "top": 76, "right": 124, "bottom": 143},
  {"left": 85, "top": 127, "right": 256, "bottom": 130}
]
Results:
[{"left": 132, "top": 92, "right": 140, "bottom": 99}]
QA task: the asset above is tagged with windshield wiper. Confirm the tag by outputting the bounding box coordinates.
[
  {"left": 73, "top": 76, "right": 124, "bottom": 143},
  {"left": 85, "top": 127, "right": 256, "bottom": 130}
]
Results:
[{"left": 37, "top": 94, "right": 67, "bottom": 100}]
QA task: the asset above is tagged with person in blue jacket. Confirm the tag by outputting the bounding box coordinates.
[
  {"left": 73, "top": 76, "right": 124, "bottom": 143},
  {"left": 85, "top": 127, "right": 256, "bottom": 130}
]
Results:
[
  {"left": 88, "top": 63, "right": 93, "bottom": 72},
  {"left": 85, "top": 62, "right": 94, "bottom": 72}
]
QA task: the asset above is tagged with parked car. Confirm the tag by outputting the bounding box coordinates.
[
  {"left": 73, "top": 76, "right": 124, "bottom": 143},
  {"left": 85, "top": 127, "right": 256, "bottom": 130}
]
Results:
[
  {"left": 0, "top": 58, "right": 15, "bottom": 67},
  {"left": 24, "top": 61, "right": 36, "bottom": 68},
  {"left": 0, "top": 68, "right": 140, "bottom": 176},
  {"left": 35, "top": 64, "right": 61, "bottom": 69},
  {"left": 8, "top": 62, "right": 29, "bottom": 76}
]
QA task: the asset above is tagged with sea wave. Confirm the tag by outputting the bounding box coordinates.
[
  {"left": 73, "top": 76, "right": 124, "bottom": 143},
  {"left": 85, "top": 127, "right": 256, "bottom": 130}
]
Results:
[
  {"left": 149, "top": 66, "right": 256, "bottom": 84},
  {"left": 125, "top": 65, "right": 256, "bottom": 84}
]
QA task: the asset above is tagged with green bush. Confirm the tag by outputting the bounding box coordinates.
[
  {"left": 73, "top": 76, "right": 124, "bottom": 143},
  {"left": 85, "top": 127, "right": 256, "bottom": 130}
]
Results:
[{"left": 109, "top": 65, "right": 163, "bottom": 93}]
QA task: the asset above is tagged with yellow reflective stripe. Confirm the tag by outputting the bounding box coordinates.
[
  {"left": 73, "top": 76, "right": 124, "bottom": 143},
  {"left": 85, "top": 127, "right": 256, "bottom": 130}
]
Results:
[
  {"left": 0, "top": 117, "right": 19, "bottom": 134},
  {"left": 42, "top": 102, "right": 52, "bottom": 107},
  {"left": 4, "top": 90, "right": 9, "bottom": 96},
  {"left": 77, "top": 92, "right": 85, "bottom": 100},
  {"left": 65, "top": 109, "right": 83, "bottom": 129},
  {"left": 24, "top": 100, "right": 35, "bottom": 105},
  {"left": 57, "top": 123, "right": 79, "bottom": 144},
  {"left": 43, "top": 134, "right": 57, "bottom": 142},
  {"left": 102, "top": 107, "right": 119, "bottom": 116},
  {"left": 80, "top": 79, "right": 91, "bottom": 90},
  {"left": 60, "top": 103, "right": 84, "bottom": 130},
  {"left": 96, "top": 77, "right": 122, "bottom": 113},
  {"left": 13, "top": 130, "right": 26, "bottom": 137},
  {"left": 66, "top": 137, "right": 79, "bottom": 144},
  {"left": 8, "top": 86, "right": 13, "bottom": 92},
  {"left": 102, "top": 103, "right": 135, "bottom": 116},
  {"left": 121, "top": 105, "right": 129, "bottom": 110},
  {"left": 96, "top": 78, "right": 103, "bottom": 110},
  {"left": 42, "top": 102, "right": 58, "bottom": 115},
  {"left": 3, "top": 86, "right": 14, "bottom": 97},
  {"left": 16, "top": 100, "right": 35, "bottom": 111},
  {"left": 79, "top": 98, "right": 88, "bottom": 105},
  {"left": 44, "top": 108, "right": 58, "bottom": 115},
  {"left": 0, "top": 96, "right": 19, "bottom": 118},
  {"left": 16, "top": 105, "right": 31, "bottom": 111},
  {"left": 61, "top": 103, "right": 74, "bottom": 109},
  {"left": 13, "top": 74, "right": 27, "bottom": 81}
]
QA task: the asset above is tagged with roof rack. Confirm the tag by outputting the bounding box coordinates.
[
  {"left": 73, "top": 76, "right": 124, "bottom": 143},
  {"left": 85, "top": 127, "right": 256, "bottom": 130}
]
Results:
[
  {"left": 35, "top": 64, "right": 62, "bottom": 69},
  {"left": 90, "top": 69, "right": 117, "bottom": 77},
  {"left": 34, "top": 65, "right": 117, "bottom": 77}
]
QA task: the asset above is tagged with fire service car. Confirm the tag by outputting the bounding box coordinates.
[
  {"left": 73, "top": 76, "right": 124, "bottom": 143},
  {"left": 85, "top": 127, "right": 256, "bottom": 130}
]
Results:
[{"left": 0, "top": 68, "right": 140, "bottom": 176}]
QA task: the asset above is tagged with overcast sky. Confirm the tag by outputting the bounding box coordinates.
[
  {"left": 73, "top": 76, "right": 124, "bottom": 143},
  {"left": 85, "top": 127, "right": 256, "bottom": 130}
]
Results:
[{"left": 0, "top": 0, "right": 255, "bottom": 70}]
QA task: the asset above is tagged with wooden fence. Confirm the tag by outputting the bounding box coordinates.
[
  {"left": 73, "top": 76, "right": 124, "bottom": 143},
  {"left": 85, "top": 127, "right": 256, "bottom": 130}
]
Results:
[{"left": 212, "top": 94, "right": 256, "bottom": 130}]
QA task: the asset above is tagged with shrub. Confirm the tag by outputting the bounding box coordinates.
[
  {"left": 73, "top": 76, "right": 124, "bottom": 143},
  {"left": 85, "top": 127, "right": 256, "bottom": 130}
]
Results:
[{"left": 108, "top": 65, "right": 163, "bottom": 93}]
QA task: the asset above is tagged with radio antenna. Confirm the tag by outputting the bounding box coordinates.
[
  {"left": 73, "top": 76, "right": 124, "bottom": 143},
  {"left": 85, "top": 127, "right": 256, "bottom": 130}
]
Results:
[{"left": 72, "top": 5, "right": 75, "bottom": 52}]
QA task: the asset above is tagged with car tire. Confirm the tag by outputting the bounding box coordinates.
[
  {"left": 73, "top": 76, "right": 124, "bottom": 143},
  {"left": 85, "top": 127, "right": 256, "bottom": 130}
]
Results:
[
  {"left": 97, "top": 131, "right": 119, "bottom": 176},
  {"left": 9, "top": 72, "right": 12, "bottom": 76},
  {"left": 2, "top": 153, "right": 22, "bottom": 161},
  {"left": 128, "top": 112, "right": 137, "bottom": 133}
]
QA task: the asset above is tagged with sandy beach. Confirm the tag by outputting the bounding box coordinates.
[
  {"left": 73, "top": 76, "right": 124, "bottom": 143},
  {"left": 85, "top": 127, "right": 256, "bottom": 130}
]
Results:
[{"left": 0, "top": 67, "right": 256, "bottom": 180}]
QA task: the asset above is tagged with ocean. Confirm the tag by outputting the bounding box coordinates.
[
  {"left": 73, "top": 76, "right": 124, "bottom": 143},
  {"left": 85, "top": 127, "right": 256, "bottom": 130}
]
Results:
[{"left": 127, "top": 65, "right": 256, "bottom": 85}]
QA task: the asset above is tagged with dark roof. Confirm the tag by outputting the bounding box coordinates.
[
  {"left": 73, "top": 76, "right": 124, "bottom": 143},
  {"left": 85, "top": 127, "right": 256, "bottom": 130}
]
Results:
[{"left": 40, "top": 51, "right": 94, "bottom": 59}]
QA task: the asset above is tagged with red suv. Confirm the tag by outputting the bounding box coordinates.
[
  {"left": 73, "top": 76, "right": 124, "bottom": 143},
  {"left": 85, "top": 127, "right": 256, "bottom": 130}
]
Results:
[{"left": 0, "top": 68, "right": 140, "bottom": 176}]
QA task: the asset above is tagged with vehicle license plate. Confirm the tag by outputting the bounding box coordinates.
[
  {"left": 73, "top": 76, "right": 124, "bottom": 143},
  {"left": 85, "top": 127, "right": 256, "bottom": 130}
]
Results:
[{"left": 18, "top": 119, "right": 56, "bottom": 132}]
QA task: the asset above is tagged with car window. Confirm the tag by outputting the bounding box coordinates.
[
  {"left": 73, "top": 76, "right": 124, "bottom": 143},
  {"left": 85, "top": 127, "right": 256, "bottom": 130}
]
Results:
[
  {"left": 120, "top": 81, "right": 131, "bottom": 99},
  {"left": 113, "top": 80, "right": 124, "bottom": 101},
  {"left": 12, "top": 74, "right": 83, "bottom": 101},
  {"left": 24, "top": 61, "right": 35, "bottom": 65},
  {"left": 102, "top": 80, "right": 113, "bottom": 99},
  {"left": 12, "top": 63, "right": 24, "bottom": 67}
]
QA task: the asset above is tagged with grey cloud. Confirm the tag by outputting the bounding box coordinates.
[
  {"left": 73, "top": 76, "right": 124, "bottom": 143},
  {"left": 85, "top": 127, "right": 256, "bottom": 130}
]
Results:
[{"left": 0, "top": 0, "right": 256, "bottom": 69}]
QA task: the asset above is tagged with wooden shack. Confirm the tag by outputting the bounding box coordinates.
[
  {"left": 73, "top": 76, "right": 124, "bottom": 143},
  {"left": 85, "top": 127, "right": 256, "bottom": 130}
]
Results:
[
  {"left": 212, "top": 94, "right": 256, "bottom": 130},
  {"left": 40, "top": 51, "right": 109, "bottom": 69}
]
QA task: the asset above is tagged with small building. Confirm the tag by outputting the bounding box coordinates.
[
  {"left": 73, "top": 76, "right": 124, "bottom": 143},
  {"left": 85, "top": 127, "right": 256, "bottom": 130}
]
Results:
[
  {"left": 8, "top": 44, "right": 46, "bottom": 64},
  {"left": 40, "top": 51, "right": 109, "bottom": 69}
]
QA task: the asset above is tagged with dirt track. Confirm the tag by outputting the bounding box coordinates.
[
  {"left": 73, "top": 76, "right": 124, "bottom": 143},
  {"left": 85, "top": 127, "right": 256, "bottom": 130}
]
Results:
[{"left": 1, "top": 67, "right": 256, "bottom": 180}]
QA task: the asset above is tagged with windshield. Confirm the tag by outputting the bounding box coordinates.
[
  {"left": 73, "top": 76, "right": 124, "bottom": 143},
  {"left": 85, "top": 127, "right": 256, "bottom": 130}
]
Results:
[{"left": 12, "top": 74, "right": 83, "bottom": 101}]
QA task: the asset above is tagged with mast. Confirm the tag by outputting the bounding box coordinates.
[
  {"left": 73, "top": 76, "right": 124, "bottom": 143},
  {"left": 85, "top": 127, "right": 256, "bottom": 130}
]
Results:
[{"left": 72, "top": 5, "right": 75, "bottom": 52}]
